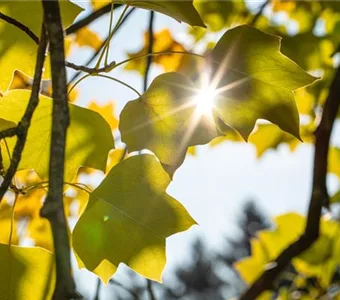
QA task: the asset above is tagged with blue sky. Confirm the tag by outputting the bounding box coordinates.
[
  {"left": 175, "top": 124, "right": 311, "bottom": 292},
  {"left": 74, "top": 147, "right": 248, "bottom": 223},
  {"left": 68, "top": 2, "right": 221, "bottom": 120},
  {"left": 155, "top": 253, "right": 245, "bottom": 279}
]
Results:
[{"left": 67, "top": 1, "right": 340, "bottom": 298}]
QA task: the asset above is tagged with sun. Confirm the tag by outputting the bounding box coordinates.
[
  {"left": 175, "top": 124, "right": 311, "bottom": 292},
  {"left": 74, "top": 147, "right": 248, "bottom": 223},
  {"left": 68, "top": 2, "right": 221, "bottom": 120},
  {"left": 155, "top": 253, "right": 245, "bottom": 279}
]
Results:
[
  {"left": 193, "top": 85, "right": 216, "bottom": 115},
  {"left": 194, "top": 86, "right": 216, "bottom": 114}
]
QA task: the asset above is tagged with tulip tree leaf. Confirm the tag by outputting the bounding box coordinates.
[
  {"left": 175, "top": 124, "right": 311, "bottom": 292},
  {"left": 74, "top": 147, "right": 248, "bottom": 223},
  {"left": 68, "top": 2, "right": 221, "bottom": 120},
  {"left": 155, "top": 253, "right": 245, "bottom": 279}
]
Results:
[
  {"left": 0, "top": 0, "right": 82, "bottom": 92},
  {"left": 0, "top": 90, "right": 114, "bottom": 181},
  {"left": 73, "top": 154, "right": 196, "bottom": 283},
  {"left": 119, "top": 72, "right": 220, "bottom": 176},
  {"left": 97, "top": 0, "right": 206, "bottom": 27},
  {"left": 209, "top": 25, "right": 319, "bottom": 140},
  {"left": 0, "top": 244, "right": 55, "bottom": 300}
]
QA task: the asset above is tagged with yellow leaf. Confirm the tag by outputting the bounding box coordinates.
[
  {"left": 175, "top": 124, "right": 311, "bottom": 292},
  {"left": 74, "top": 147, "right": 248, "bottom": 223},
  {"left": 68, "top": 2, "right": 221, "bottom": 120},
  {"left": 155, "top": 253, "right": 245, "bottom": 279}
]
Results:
[
  {"left": 75, "top": 27, "right": 103, "bottom": 51},
  {"left": 0, "top": 244, "right": 55, "bottom": 300},
  {"left": 73, "top": 154, "right": 196, "bottom": 283},
  {"left": 26, "top": 218, "right": 53, "bottom": 252},
  {"left": 106, "top": 148, "right": 127, "bottom": 173},
  {"left": 329, "top": 147, "right": 340, "bottom": 179},
  {"left": 0, "top": 200, "right": 18, "bottom": 245},
  {"left": 125, "top": 29, "right": 197, "bottom": 75},
  {"left": 88, "top": 101, "right": 119, "bottom": 130},
  {"left": 0, "top": 1, "right": 82, "bottom": 92},
  {"left": 272, "top": 0, "right": 296, "bottom": 12},
  {"left": 8, "top": 71, "right": 31, "bottom": 91}
]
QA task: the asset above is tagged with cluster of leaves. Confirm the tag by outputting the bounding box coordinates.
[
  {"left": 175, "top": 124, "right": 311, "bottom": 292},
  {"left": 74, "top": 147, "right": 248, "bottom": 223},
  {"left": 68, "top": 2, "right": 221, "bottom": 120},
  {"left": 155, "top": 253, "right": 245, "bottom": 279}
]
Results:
[
  {"left": 1, "top": 0, "right": 340, "bottom": 298},
  {"left": 236, "top": 212, "right": 340, "bottom": 299}
]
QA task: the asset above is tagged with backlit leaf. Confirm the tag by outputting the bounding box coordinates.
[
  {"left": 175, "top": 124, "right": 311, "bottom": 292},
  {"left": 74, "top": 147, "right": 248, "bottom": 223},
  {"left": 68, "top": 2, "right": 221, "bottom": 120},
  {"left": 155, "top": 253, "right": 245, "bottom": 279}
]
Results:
[
  {"left": 88, "top": 101, "right": 119, "bottom": 130},
  {"left": 0, "top": 90, "right": 114, "bottom": 181},
  {"left": 0, "top": 244, "right": 55, "bottom": 300},
  {"left": 0, "top": 200, "right": 18, "bottom": 245},
  {"left": 73, "top": 154, "right": 196, "bottom": 283},
  {"left": 235, "top": 213, "right": 340, "bottom": 289},
  {"left": 112, "top": 0, "right": 205, "bottom": 27},
  {"left": 74, "top": 27, "right": 103, "bottom": 51},
  {"left": 119, "top": 72, "right": 220, "bottom": 175},
  {"left": 209, "top": 25, "right": 318, "bottom": 140},
  {"left": 125, "top": 29, "right": 197, "bottom": 75},
  {"left": 0, "top": 1, "right": 82, "bottom": 92}
]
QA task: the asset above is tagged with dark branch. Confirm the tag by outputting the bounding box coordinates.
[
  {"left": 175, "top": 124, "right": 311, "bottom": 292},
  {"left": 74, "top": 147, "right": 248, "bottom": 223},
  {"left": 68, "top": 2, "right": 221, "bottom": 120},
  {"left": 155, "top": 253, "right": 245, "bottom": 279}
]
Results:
[
  {"left": 0, "top": 127, "right": 19, "bottom": 140},
  {"left": 66, "top": 60, "right": 116, "bottom": 74},
  {"left": 147, "top": 280, "right": 156, "bottom": 300},
  {"left": 240, "top": 66, "right": 340, "bottom": 299},
  {"left": 110, "top": 279, "right": 141, "bottom": 300},
  {"left": 143, "top": 11, "right": 155, "bottom": 92},
  {"left": 40, "top": 1, "right": 80, "bottom": 299},
  {"left": 66, "top": 3, "right": 122, "bottom": 35},
  {"left": 0, "top": 12, "right": 39, "bottom": 44},
  {"left": 0, "top": 24, "right": 47, "bottom": 203},
  {"left": 93, "top": 278, "right": 101, "bottom": 300},
  {"left": 67, "top": 7, "right": 135, "bottom": 85},
  {"left": 249, "top": 0, "right": 270, "bottom": 26}
]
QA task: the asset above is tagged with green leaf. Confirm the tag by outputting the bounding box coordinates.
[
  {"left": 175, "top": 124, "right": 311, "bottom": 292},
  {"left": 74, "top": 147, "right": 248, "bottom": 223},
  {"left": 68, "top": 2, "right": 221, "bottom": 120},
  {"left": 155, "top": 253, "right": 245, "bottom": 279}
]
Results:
[
  {"left": 0, "top": 0, "right": 82, "bottom": 92},
  {"left": 114, "top": 0, "right": 206, "bottom": 27},
  {"left": 330, "top": 190, "right": 340, "bottom": 204},
  {"left": 193, "top": 1, "right": 247, "bottom": 34},
  {"left": 209, "top": 25, "right": 319, "bottom": 140},
  {"left": 0, "top": 243, "right": 55, "bottom": 300},
  {"left": 119, "top": 72, "right": 220, "bottom": 176},
  {"left": 73, "top": 154, "right": 196, "bottom": 283},
  {"left": 0, "top": 90, "right": 114, "bottom": 181}
]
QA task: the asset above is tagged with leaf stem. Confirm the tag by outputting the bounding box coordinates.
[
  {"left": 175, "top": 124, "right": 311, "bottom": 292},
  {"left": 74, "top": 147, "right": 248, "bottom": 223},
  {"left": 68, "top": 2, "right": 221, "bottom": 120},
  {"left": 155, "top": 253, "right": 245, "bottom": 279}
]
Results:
[
  {"left": 114, "top": 51, "right": 205, "bottom": 69},
  {"left": 67, "top": 7, "right": 135, "bottom": 85},
  {"left": 96, "top": 74, "right": 141, "bottom": 97},
  {"left": 143, "top": 11, "right": 155, "bottom": 92},
  {"left": 96, "top": 4, "right": 130, "bottom": 69}
]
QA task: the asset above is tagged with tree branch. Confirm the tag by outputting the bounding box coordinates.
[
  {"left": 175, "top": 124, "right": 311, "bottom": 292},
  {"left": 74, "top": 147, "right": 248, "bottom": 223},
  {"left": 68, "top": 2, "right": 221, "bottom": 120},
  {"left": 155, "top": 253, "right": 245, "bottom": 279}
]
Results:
[
  {"left": 249, "top": 0, "right": 270, "bottom": 26},
  {"left": 66, "top": 60, "right": 116, "bottom": 74},
  {"left": 143, "top": 11, "right": 155, "bottom": 92},
  {"left": 66, "top": 3, "right": 122, "bottom": 35},
  {"left": 147, "top": 280, "right": 156, "bottom": 300},
  {"left": 0, "top": 23, "right": 47, "bottom": 203},
  {"left": 240, "top": 66, "right": 340, "bottom": 299},
  {"left": 0, "top": 12, "right": 39, "bottom": 44},
  {"left": 40, "top": 1, "right": 80, "bottom": 299}
]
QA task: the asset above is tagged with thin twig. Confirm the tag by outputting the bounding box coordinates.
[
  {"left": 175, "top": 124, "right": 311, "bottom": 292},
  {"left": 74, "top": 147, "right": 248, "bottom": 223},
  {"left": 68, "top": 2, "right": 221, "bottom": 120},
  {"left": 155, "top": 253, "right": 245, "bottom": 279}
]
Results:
[
  {"left": 114, "top": 51, "right": 205, "bottom": 69},
  {"left": 249, "top": 0, "right": 270, "bottom": 26},
  {"left": 40, "top": 1, "right": 80, "bottom": 299},
  {"left": 0, "top": 12, "right": 39, "bottom": 44},
  {"left": 67, "top": 7, "right": 135, "bottom": 85},
  {"left": 0, "top": 127, "right": 19, "bottom": 140},
  {"left": 66, "top": 60, "right": 116, "bottom": 74},
  {"left": 143, "top": 11, "right": 155, "bottom": 92},
  {"left": 147, "top": 280, "right": 156, "bottom": 300},
  {"left": 0, "top": 24, "right": 48, "bottom": 204},
  {"left": 93, "top": 278, "right": 101, "bottom": 300},
  {"left": 110, "top": 279, "right": 141, "bottom": 300},
  {"left": 240, "top": 66, "right": 340, "bottom": 299},
  {"left": 66, "top": 3, "right": 122, "bottom": 35}
]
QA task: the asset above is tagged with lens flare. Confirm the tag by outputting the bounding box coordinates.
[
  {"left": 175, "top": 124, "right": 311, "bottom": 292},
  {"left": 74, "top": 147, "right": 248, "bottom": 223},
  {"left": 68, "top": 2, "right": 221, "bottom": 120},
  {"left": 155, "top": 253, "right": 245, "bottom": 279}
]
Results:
[{"left": 193, "top": 85, "right": 216, "bottom": 115}]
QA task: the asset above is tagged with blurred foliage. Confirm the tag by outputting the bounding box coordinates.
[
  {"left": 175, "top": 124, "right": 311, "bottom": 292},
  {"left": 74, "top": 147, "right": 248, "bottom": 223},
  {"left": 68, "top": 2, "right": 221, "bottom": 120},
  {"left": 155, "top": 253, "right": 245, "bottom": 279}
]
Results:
[{"left": 2, "top": 0, "right": 340, "bottom": 298}]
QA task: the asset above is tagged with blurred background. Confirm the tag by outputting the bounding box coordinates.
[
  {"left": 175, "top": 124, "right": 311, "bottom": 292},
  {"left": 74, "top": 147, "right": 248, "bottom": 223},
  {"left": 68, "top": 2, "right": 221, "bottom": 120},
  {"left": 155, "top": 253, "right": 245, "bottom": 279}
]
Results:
[{"left": 6, "top": 0, "right": 340, "bottom": 299}]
